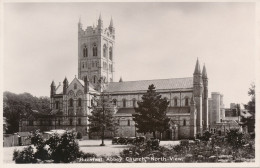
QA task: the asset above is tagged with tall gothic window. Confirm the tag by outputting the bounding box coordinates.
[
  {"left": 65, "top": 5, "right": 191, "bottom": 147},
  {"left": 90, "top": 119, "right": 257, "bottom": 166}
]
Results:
[
  {"left": 183, "top": 119, "right": 186, "bottom": 126},
  {"left": 93, "top": 76, "right": 97, "bottom": 83},
  {"left": 78, "top": 118, "right": 81, "bottom": 125},
  {"left": 185, "top": 98, "right": 189, "bottom": 106},
  {"left": 93, "top": 44, "right": 97, "bottom": 56},
  {"left": 70, "top": 118, "right": 73, "bottom": 125},
  {"left": 122, "top": 99, "right": 126, "bottom": 108},
  {"left": 82, "top": 62, "right": 84, "bottom": 68},
  {"left": 69, "top": 98, "right": 73, "bottom": 107},
  {"left": 132, "top": 99, "right": 136, "bottom": 107},
  {"left": 103, "top": 44, "right": 107, "bottom": 57},
  {"left": 78, "top": 98, "right": 82, "bottom": 107},
  {"left": 174, "top": 98, "right": 178, "bottom": 106},
  {"left": 113, "top": 99, "right": 117, "bottom": 106},
  {"left": 83, "top": 45, "right": 88, "bottom": 57},
  {"left": 55, "top": 101, "right": 59, "bottom": 109},
  {"left": 109, "top": 47, "right": 112, "bottom": 60},
  {"left": 128, "top": 119, "right": 130, "bottom": 126}
]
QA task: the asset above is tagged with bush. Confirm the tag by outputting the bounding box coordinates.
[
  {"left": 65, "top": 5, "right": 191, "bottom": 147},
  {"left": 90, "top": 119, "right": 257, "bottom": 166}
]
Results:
[
  {"left": 31, "top": 130, "right": 50, "bottom": 161},
  {"left": 13, "top": 146, "right": 37, "bottom": 163},
  {"left": 76, "top": 132, "right": 82, "bottom": 139},
  {"left": 13, "top": 130, "right": 81, "bottom": 163},
  {"left": 180, "top": 139, "right": 189, "bottom": 147},
  {"left": 46, "top": 131, "right": 80, "bottom": 163},
  {"left": 226, "top": 129, "right": 245, "bottom": 149}
]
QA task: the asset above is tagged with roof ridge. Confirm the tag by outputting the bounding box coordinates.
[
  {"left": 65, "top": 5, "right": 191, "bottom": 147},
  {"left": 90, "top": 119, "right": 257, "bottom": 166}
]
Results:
[{"left": 109, "top": 77, "right": 193, "bottom": 83}]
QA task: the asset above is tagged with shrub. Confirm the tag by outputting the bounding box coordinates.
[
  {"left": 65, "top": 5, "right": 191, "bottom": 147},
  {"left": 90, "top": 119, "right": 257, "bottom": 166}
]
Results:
[
  {"left": 76, "top": 132, "right": 82, "bottom": 139},
  {"left": 180, "top": 139, "right": 189, "bottom": 147},
  {"left": 46, "top": 131, "right": 80, "bottom": 163},
  {"left": 226, "top": 129, "right": 245, "bottom": 149},
  {"left": 31, "top": 130, "right": 50, "bottom": 161},
  {"left": 13, "top": 146, "right": 37, "bottom": 163}
]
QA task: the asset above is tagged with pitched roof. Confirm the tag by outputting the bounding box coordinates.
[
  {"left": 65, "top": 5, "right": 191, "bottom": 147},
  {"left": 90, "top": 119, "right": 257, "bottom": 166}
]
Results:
[{"left": 105, "top": 77, "right": 193, "bottom": 93}]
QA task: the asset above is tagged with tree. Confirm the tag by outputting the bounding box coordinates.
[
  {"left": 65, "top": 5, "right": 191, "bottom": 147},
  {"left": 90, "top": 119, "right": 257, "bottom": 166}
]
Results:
[
  {"left": 88, "top": 93, "right": 118, "bottom": 146},
  {"left": 133, "top": 84, "right": 170, "bottom": 138},
  {"left": 3, "top": 91, "right": 51, "bottom": 133},
  {"left": 246, "top": 83, "right": 255, "bottom": 114}
]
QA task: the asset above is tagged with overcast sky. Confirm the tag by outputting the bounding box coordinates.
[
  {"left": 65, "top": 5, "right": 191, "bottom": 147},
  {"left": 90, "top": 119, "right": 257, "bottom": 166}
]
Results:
[{"left": 3, "top": 2, "right": 256, "bottom": 107}]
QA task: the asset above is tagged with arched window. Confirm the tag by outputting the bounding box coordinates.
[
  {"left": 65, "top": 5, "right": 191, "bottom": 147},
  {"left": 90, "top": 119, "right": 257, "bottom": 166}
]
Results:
[
  {"left": 96, "top": 61, "right": 98, "bottom": 67},
  {"left": 93, "top": 44, "right": 97, "bottom": 56},
  {"left": 128, "top": 119, "right": 130, "bottom": 126},
  {"left": 82, "top": 62, "right": 84, "bottom": 68},
  {"left": 78, "top": 118, "right": 81, "bottom": 125},
  {"left": 122, "top": 99, "right": 126, "bottom": 107},
  {"left": 112, "top": 99, "right": 117, "bottom": 106},
  {"left": 58, "top": 119, "right": 61, "bottom": 126},
  {"left": 74, "top": 83, "right": 77, "bottom": 90},
  {"left": 103, "top": 44, "right": 107, "bottom": 57},
  {"left": 78, "top": 98, "right": 82, "bottom": 107},
  {"left": 83, "top": 45, "right": 88, "bottom": 57},
  {"left": 183, "top": 119, "right": 186, "bottom": 126},
  {"left": 93, "top": 76, "right": 97, "bottom": 83},
  {"left": 109, "top": 47, "right": 112, "bottom": 60},
  {"left": 118, "top": 119, "right": 120, "bottom": 125},
  {"left": 70, "top": 118, "right": 73, "bottom": 125},
  {"left": 55, "top": 101, "right": 59, "bottom": 109},
  {"left": 69, "top": 98, "right": 73, "bottom": 107},
  {"left": 132, "top": 99, "right": 136, "bottom": 107},
  {"left": 185, "top": 98, "right": 189, "bottom": 106},
  {"left": 174, "top": 98, "right": 178, "bottom": 106}
]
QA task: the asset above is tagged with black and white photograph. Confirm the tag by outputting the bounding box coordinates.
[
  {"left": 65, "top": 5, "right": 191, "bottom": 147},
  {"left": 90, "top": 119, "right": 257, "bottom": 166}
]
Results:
[{"left": 1, "top": 1, "right": 259, "bottom": 166}]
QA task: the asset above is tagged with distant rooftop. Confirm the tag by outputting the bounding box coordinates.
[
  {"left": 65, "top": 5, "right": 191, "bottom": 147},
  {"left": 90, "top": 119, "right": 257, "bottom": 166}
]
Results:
[{"left": 105, "top": 77, "right": 193, "bottom": 93}]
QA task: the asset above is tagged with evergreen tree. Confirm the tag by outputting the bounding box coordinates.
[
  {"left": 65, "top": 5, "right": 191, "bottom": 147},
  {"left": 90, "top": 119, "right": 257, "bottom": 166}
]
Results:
[
  {"left": 246, "top": 83, "right": 255, "bottom": 114},
  {"left": 133, "top": 84, "right": 170, "bottom": 138},
  {"left": 88, "top": 93, "right": 118, "bottom": 146}
]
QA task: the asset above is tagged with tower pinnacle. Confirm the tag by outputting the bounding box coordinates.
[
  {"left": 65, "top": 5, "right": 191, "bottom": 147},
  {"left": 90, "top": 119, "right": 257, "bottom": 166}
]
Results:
[
  {"left": 194, "top": 58, "right": 201, "bottom": 74},
  {"left": 202, "top": 64, "right": 207, "bottom": 78},
  {"left": 109, "top": 17, "right": 114, "bottom": 27}
]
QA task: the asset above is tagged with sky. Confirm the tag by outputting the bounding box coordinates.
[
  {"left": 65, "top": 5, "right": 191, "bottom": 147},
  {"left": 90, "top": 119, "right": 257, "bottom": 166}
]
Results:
[{"left": 3, "top": 2, "right": 256, "bottom": 107}]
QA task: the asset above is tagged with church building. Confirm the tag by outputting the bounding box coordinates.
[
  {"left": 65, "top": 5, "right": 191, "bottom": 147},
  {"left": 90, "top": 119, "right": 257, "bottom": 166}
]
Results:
[{"left": 20, "top": 15, "right": 209, "bottom": 140}]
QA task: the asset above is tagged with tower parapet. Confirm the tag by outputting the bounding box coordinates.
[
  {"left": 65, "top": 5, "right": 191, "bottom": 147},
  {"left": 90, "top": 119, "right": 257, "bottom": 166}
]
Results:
[{"left": 78, "top": 15, "right": 115, "bottom": 90}]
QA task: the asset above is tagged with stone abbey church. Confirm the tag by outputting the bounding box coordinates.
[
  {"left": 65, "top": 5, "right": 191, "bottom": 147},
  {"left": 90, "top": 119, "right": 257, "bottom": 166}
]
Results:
[{"left": 20, "top": 15, "right": 209, "bottom": 140}]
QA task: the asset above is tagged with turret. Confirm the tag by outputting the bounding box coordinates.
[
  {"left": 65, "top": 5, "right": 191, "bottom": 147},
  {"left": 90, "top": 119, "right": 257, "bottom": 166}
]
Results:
[
  {"left": 63, "top": 77, "right": 68, "bottom": 94},
  {"left": 193, "top": 59, "right": 203, "bottom": 136},
  {"left": 109, "top": 17, "right": 115, "bottom": 35},
  {"left": 193, "top": 58, "right": 203, "bottom": 96},
  {"left": 78, "top": 17, "right": 83, "bottom": 31},
  {"left": 50, "top": 81, "right": 56, "bottom": 97},
  {"left": 202, "top": 64, "right": 208, "bottom": 97},
  {"left": 202, "top": 64, "right": 209, "bottom": 130},
  {"left": 84, "top": 75, "right": 89, "bottom": 93},
  {"left": 98, "top": 13, "right": 103, "bottom": 29}
]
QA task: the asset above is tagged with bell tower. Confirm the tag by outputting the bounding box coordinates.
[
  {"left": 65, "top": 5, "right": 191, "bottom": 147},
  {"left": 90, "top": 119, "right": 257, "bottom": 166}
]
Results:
[{"left": 78, "top": 14, "right": 115, "bottom": 89}]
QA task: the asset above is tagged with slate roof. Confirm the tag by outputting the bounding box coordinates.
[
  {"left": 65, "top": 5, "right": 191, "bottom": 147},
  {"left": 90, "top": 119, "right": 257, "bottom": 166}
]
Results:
[
  {"left": 115, "top": 107, "right": 190, "bottom": 116},
  {"left": 105, "top": 77, "right": 193, "bottom": 93}
]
